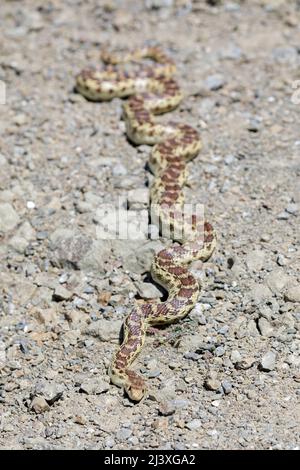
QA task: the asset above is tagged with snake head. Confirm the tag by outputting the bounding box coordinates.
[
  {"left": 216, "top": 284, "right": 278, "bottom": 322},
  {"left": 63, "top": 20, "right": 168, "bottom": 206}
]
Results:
[{"left": 125, "top": 370, "right": 146, "bottom": 402}]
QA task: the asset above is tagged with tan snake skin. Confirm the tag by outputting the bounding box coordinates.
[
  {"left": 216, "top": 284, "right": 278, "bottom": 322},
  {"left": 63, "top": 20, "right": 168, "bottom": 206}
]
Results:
[{"left": 76, "top": 47, "right": 216, "bottom": 401}]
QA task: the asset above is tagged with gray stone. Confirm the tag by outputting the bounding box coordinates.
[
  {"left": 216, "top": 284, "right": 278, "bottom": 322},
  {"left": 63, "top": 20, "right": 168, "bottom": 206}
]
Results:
[
  {"left": 285, "top": 203, "right": 298, "bottom": 215},
  {"left": 127, "top": 188, "right": 149, "bottom": 210},
  {"left": 258, "top": 317, "right": 274, "bottom": 337},
  {"left": 266, "top": 269, "right": 290, "bottom": 293},
  {"left": 112, "top": 163, "right": 127, "bottom": 176},
  {"left": 135, "top": 281, "right": 162, "bottom": 299},
  {"left": 9, "top": 236, "right": 29, "bottom": 253},
  {"left": 50, "top": 228, "right": 111, "bottom": 274},
  {"left": 34, "top": 381, "right": 64, "bottom": 404},
  {"left": 204, "top": 74, "right": 226, "bottom": 91},
  {"left": 84, "top": 318, "right": 123, "bottom": 342},
  {"left": 277, "top": 254, "right": 287, "bottom": 266},
  {"left": 220, "top": 44, "right": 242, "bottom": 60},
  {"left": 215, "top": 346, "right": 225, "bottom": 357},
  {"left": 186, "top": 419, "right": 202, "bottom": 430},
  {"left": 204, "top": 372, "right": 221, "bottom": 391},
  {"left": 0, "top": 203, "right": 20, "bottom": 232},
  {"left": 221, "top": 380, "right": 233, "bottom": 394},
  {"left": 30, "top": 396, "right": 50, "bottom": 413},
  {"left": 230, "top": 350, "right": 242, "bottom": 363},
  {"left": 260, "top": 351, "right": 276, "bottom": 371},
  {"left": 235, "top": 356, "right": 256, "bottom": 370},
  {"left": 277, "top": 211, "right": 289, "bottom": 220},
  {"left": 50, "top": 228, "right": 93, "bottom": 270},
  {"left": 272, "top": 46, "right": 297, "bottom": 63},
  {"left": 116, "top": 428, "right": 132, "bottom": 440},
  {"left": 247, "top": 116, "right": 262, "bottom": 132},
  {"left": 190, "top": 303, "right": 207, "bottom": 324},
  {"left": 80, "top": 378, "right": 110, "bottom": 395},
  {"left": 53, "top": 285, "right": 73, "bottom": 301},
  {"left": 246, "top": 249, "right": 265, "bottom": 271},
  {"left": 284, "top": 285, "right": 300, "bottom": 303},
  {"left": 248, "top": 284, "right": 273, "bottom": 303}
]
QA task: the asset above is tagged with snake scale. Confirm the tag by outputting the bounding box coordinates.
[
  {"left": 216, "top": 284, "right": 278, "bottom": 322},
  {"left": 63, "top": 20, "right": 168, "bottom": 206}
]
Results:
[{"left": 76, "top": 47, "right": 216, "bottom": 401}]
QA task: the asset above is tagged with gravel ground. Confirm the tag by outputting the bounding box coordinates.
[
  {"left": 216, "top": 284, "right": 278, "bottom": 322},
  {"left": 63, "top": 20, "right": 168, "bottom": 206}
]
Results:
[{"left": 0, "top": 0, "right": 299, "bottom": 450}]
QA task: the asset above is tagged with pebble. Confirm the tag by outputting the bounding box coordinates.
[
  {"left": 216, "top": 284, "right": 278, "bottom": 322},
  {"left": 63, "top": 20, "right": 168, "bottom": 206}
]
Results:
[
  {"left": 266, "top": 269, "right": 290, "bottom": 293},
  {"left": 246, "top": 249, "right": 265, "bottom": 271},
  {"left": 34, "top": 381, "right": 64, "bottom": 404},
  {"left": 190, "top": 303, "right": 207, "bottom": 325},
  {"left": 112, "top": 163, "right": 127, "bottom": 176},
  {"left": 127, "top": 188, "right": 149, "bottom": 209},
  {"left": 204, "top": 74, "right": 226, "bottom": 91},
  {"left": 258, "top": 317, "right": 274, "bottom": 337},
  {"left": 30, "top": 397, "right": 50, "bottom": 413},
  {"left": 0, "top": 203, "right": 20, "bottom": 232},
  {"left": 186, "top": 419, "right": 202, "bottom": 430},
  {"left": 53, "top": 285, "right": 73, "bottom": 301},
  {"left": 79, "top": 378, "right": 110, "bottom": 395},
  {"left": 230, "top": 350, "right": 242, "bottom": 363},
  {"left": 84, "top": 319, "right": 122, "bottom": 342},
  {"left": 247, "top": 116, "right": 262, "bottom": 132},
  {"left": 285, "top": 203, "right": 298, "bottom": 215},
  {"left": 235, "top": 357, "right": 256, "bottom": 370},
  {"left": 116, "top": 428, "right": 133, "bottom": 440},
  {"left": 135, "top": 281, "right": 163, "bottom": 299},
  {"left": 158, "top": 401, "right": 176, "bottom": 416},
  {"left": 215, "top": 346, "right": 226, "bottom": 357},
  {"left": 221, "top": 380, "right": 233, "bottom": 394},
  {"left": 204, "top": 372, "right": 221, "bottom": 391},
  {"left": 260, "top": 351, "right": 276, "bottom": 372},
  {"left": 284, "top": 285, "right": 300, "bottom": 303},
  {"left": 276, "top": 254, "right": 287, "bottom": 266},
  {"left": 248, "top": 284, "right": 273, "bottom": 303}
]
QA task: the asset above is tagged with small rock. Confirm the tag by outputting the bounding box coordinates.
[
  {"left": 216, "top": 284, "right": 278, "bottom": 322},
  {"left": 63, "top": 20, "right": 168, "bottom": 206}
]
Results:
[
  {"left": 135, "top": 281, "right": 163, "bottom": 299},
  {"left": 34, "top": 381, "right": 64, "bottom": 405},
  {"left": 204, "top": 74, "right": 226, "bottom": 91},
  {"left": 277, "top": 211, "right": 289, "bottom": 220},
  {"left": 204, "top": 372, "right": 221, "bottom": 391},
  {"left": 0, "top": 203, "right": 20, "bottom": 232},
  {"left": 116, "top": 428, "right": 132, "bottom": 440},
  {"left": 258, "top": 317, "right": 274, "bottom": 337},
  {"left": 247, "top": 116, "right": 262, "bottom": 132},
  {"left": 158, "top": 401, "right": 176, "bottom": 416},
  {"left": 260, "top": 351, "right": 276, "bottom": 372},
  {"left": 246, "top": 250, "right": 265, "bottom": 271},
  {"left": 248, "top": 284, "right": 273, "bottom": 303},
  {"left": 80, "top": 378, "right": 110, "bottom": 395},
  {"left": 190, "top": 303, "right": 207, "bottom": 324},
  {"left": 53, "top": 285, "right": 73, "bottom": 301},
  {"left": 285, "top": 203, "right": 298, "bottom": 215},
  {"left": 186, "top": 419, "right": 202, "bottom": 430},
  {"left": 84, "top": 319, "right": 122, "bottom": 342},
  {"left": 13, "top": 113, "right": 27, "bottom": 126},
  {"left": 221, "top": 380, "right": 232, "bottom": 394},
  {"left": 127, "top": 188, "right": 149, "bottom": 210},
  {"left": 266, "top": 269, "right": 290, "bottom": 293},
  {"left": 230, "top": 350, "right": 242, "bottom": 363},
  {"left": 284, "top": 285, "right": 300, "bottom": 303},
  {"left": 112, "top": 163, "right": 127, "bottom": 176},
  {"left": 30, "top": 397, "right": 50, "bottom": 413},
  {"left": 260, "top": 233, "right": 271, "bottom": 242},
  {"left": 276, "top": 254, "right": 287, "bottom": 266},
  {"left": 235, "top": 357, "right": 256, "bottom": 370},
  {"left": 215, "top": 346, "right": 225, "bottom": 357}
]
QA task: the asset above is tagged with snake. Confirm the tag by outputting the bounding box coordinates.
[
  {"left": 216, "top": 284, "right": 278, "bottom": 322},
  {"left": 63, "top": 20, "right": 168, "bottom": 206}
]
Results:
[{"left": 76, "top": 47, "right": 216, "bottom": 402}]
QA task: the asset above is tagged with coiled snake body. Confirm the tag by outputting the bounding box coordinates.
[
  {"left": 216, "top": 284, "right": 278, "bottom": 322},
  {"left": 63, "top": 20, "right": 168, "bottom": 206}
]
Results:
[{"left": 76, "top": 47, "right": 216, "bottom": 401}]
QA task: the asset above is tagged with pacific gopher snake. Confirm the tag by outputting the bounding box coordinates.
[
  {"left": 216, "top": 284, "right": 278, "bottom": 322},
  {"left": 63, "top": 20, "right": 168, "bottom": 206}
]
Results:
[{"left": 76, "top": 47, "right": 216, "bottom": 402}]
